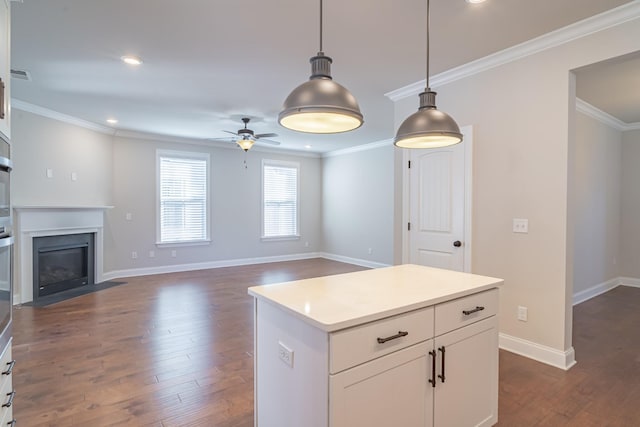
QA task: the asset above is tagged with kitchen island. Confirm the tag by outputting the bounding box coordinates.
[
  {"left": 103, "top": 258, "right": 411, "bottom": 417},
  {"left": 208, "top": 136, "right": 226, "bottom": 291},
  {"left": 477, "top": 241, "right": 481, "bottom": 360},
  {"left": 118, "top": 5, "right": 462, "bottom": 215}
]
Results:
[{"left": 248, "top": 264, "right": 503, "bottom": 427}]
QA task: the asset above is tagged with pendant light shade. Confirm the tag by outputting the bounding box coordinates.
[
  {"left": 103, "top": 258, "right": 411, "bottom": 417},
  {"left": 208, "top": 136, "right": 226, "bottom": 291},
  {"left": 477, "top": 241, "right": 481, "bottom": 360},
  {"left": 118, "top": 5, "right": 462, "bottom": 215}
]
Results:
[
  {"left": 278, "top": 0, "right": 363, "bottom": 134},
  {"left": 394, "top": 0, "right": 462, "bottom": 149},
  {"left": 394, "top": 91, "right": 462, "bottom": 148}
]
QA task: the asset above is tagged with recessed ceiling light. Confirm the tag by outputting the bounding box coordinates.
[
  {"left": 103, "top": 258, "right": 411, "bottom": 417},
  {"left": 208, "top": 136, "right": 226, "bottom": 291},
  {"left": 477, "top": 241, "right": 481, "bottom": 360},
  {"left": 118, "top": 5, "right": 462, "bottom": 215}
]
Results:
[
  {"left": 466, "top": 0, "right": 486, "bottom": 3},
  {"left": 121, "top": 55, "right": 143, "bottom": 66},
  {"left": 106, "top": 118, "right": 118, "bottom": 125},
  {"left": 305, "top": 145, "right": 312, "bottom": 149}
]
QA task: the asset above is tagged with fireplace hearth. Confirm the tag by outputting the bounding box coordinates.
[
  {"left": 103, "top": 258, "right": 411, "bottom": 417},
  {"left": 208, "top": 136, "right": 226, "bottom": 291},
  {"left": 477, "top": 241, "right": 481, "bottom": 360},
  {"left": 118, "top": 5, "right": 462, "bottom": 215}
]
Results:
[{"left": 33, "top": 233, "right": 95, "bottom": 301}]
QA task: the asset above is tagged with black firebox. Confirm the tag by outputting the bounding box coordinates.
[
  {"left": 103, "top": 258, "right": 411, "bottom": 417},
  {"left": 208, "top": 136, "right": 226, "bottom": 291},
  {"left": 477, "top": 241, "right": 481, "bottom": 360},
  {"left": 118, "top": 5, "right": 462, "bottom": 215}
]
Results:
[{"left": 33, "top": 233, "right": 95, "bottom": 301}]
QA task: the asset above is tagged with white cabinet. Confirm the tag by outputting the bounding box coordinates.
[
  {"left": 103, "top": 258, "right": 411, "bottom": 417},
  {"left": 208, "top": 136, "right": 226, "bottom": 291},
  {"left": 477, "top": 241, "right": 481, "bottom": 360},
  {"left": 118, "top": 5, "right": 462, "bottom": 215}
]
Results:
[
  {"left": 330, "top": 341, "right": 433, "bottom": 427},
  {"left": 0, "top": 0, "right": 10, "bottom": 140},
  {"left": 249, "top": 265, "right": 503, "bottom": 427},
  {"left": 0, "top": 340, "right": 14, "bottom": 426}
]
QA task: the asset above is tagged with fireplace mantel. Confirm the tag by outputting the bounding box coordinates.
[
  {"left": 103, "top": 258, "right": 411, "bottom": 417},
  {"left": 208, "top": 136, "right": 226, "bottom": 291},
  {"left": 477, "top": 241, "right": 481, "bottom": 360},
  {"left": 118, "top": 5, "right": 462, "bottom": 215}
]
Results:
[{"left": 13, "top": 206, "right": 113, "bottom": 304}]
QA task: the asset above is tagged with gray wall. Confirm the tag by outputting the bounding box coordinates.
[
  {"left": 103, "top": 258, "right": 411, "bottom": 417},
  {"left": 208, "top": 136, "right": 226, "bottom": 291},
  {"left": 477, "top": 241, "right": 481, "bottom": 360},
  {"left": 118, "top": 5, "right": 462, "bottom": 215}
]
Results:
[
  {"left": 321, "top": 144, "right": 394, "bottom": 266},
  {"left": 11, "top": 109, "right": 323, "bottom": 274},
  {"left": 620, "top": 129, "right": 640, "bottom": 278},
  {"left": 11, "top": 109, "right": 113, "bottom": 206},
  {"left": 106, "top": 136, "right": 322, "bottom": 273},
  {"left": 572, "top": 112, "right": 621, "bottom": 295}
]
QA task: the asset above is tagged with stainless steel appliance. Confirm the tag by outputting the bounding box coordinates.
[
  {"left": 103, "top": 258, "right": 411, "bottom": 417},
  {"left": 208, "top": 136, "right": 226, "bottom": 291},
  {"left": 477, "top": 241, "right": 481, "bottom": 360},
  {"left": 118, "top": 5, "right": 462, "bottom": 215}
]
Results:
[
  {"left": 0, "top": 137, "right": 10, "bottom": 236},
  {"left": 0, "top": 233, "right": 11, "bottom": 352}
]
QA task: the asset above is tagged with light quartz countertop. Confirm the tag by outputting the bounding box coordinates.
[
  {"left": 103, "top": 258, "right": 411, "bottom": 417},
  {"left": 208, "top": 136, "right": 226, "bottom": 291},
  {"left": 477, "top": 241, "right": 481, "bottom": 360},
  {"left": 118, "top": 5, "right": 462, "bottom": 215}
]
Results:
[{"left": 248, "top": 264, "right": 503, "bottom": 332}]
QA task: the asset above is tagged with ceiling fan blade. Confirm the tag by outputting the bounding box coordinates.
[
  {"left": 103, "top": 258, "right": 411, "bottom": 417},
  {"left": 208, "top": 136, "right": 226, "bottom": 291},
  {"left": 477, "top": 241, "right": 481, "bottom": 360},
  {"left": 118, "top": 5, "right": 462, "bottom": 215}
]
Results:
[
  {"left": 257, "top": 139, "right": 281, "bottom": 146},
  {"left": 223, "top": 130, "right": 240, "bottom": 136},
  {"left": 255, "top": 133, "right": 278, "bottom": 139},
  {"left": 208, "top": 137, "right": 236, "bottom": 142}
]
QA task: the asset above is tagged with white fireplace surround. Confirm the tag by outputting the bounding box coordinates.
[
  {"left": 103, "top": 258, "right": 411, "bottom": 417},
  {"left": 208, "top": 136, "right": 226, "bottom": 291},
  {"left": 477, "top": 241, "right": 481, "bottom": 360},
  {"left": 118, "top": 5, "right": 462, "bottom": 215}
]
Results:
[{"left": 13, "top": 206, "right": 112, "bottom": 304}]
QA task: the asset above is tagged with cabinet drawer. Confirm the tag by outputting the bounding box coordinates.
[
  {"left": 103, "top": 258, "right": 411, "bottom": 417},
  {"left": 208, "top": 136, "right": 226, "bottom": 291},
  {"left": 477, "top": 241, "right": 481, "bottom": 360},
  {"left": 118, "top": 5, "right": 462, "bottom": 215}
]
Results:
[
  {"left": 435, "top": 288, "right": 498, "bottom": 336},
  {"left": 0, "top": 343, "right": 11, "bottom": 391},
  {"left": 0, "top": 365, "right": 13, "bottom": 424},
  {"left": 330, "top": 307, "right": 434, "bottom": 374}
]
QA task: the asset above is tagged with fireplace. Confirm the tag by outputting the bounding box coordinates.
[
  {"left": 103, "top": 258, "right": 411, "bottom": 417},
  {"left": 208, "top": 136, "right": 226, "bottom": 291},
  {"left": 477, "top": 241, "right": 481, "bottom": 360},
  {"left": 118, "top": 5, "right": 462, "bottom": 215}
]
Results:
[{"left": 32, "top": 233, "right": 95, "bottom": 301}]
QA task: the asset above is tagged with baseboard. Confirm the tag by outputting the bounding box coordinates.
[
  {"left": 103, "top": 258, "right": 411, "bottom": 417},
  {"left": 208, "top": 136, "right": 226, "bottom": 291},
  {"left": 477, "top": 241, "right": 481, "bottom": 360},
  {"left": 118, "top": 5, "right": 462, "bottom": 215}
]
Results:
[
  {"left": 619, "top": 277, "right": 640, "bottom": 288},
  {"left": 573, "top": 277, "right": 620, "bottom": 306},
  {"left": 103, "top": 252, "right": 390, "bottom": 281},
  {"left": 318, "top": 252, "right": 391, "bottom": 269},
  {"left": 499, "top": 333, "right": 576, "bottom": 370},
  {"left": 103, "top": 252, "right": 324, "bottom": 281}
]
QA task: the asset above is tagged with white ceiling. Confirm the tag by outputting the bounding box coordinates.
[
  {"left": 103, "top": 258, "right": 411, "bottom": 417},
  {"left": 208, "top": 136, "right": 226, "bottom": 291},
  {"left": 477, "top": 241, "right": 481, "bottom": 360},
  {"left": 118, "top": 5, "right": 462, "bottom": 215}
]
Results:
[{"left": 10, "top": 0, "right": 637, "bottom": 153}]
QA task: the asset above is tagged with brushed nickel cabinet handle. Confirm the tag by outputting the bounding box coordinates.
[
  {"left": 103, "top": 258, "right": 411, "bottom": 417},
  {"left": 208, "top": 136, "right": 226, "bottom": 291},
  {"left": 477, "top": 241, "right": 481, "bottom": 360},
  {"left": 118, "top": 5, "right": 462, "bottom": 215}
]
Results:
[
  {"left": 376, "top": 330, "right": 408, "bottom": 344},
  {"left": 2, "top": 390, "right": 15, "bottom": 408},
  {"left": 2, "top": 360, "right": 15, "bottom": 375},
  {"left": 462, "top": 306, "right": 485, "bottom": 316}
]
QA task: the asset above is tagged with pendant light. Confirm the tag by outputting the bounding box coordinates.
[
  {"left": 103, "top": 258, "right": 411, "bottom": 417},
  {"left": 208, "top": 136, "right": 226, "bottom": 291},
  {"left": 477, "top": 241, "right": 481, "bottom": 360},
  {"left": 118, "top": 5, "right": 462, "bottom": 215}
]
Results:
[
  {"left": 394, "top": 0, "right": 462, "bottom": 149},
  {"left": 278, "top": 0, "right": 363, "bottom": 134}
]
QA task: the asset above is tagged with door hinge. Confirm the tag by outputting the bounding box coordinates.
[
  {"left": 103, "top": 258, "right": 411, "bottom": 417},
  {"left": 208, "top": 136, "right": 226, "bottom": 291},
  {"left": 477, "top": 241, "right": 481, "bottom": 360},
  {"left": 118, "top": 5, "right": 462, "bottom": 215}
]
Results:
[
  {"left": 408, "top": 160, "right": 411, "bottom": 169},
  {"left": 408, "top": 222, "right": 411, "bottom": 231}
]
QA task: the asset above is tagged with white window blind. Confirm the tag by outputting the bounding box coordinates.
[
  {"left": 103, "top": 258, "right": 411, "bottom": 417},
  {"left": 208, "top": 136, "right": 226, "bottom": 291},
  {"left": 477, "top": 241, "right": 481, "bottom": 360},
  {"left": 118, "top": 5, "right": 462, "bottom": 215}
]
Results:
[
  {"left": 263, "top": 161, "right": 299, "bottom": 238},
  {"left": 158, "top": 152, "right": 209, "bottom": 244}
]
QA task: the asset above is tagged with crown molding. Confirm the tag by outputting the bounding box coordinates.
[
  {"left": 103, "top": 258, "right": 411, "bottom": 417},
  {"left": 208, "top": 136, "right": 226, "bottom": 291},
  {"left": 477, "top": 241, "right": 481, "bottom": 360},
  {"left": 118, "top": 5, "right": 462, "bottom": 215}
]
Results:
[
  {"left": 576, "top": 98, "right": 640, "bottom": 131},
  {"left": 322, "top": 138, "right": 393, "bottom": 158},
  {"left": 386, "top": 1, "right": 640, "bottom": 102},
  {"left": 12, "top": 99, "right": 116, "bottom": 135}
]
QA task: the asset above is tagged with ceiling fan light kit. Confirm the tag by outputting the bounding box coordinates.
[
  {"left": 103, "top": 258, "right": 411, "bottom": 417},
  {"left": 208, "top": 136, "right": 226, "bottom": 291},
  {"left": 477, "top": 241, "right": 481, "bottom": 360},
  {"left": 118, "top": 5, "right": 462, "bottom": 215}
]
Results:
[
  {"left": 394, "top": 0, "right": 462, "bottom": 149},
  {"left": 278, "top": 0, "right": 363, "bottom": 134}
]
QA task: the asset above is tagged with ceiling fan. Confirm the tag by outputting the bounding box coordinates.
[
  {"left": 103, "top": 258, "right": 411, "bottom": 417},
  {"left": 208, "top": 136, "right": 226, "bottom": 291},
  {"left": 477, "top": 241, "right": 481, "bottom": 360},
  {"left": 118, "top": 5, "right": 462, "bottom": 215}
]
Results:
[{"left": 211, "top": 117, "right": 281, "bottom": 152}]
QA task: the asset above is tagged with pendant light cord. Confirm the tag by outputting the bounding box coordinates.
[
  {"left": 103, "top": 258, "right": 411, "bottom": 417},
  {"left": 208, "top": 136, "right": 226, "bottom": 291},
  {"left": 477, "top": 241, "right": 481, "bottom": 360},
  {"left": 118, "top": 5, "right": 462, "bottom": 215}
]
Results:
[
  {"left": 426, "top": 0, "right": 430, "bottom": 90},
  {"left": 319, "top": 0, "right": 323, "bottom": 52}
]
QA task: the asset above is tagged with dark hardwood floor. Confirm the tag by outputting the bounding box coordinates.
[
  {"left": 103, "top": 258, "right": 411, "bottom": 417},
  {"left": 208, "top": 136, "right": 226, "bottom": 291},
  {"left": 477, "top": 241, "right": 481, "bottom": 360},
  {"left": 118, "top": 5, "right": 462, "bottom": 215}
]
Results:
[{"left": 11, "top": 259, "right": 640, "bottom": 426}]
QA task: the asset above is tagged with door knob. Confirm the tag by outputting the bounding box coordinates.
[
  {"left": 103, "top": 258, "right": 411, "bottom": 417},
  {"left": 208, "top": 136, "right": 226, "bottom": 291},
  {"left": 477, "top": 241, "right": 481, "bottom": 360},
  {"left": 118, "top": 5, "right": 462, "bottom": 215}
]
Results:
[{"left": 453, "top": 241, "right": 462, "bottom": 247}]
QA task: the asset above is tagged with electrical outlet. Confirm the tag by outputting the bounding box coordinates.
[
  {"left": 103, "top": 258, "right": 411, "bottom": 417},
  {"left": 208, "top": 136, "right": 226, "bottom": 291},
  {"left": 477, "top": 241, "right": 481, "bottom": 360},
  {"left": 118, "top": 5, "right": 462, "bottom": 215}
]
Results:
[
  {"left": 278, "top": 341, "right": 294, "bottom": 368},
  {"left": 125, "top": 213, "right": 132, "bottom": 221},
  {"left": 513, "top": 218, "right": 529, "bottom": 233},
  {"left": 517, "top": 306, "right": 528, "bottom": 321},
  {"left": 131, "top": 251, "right": 138, "bottom": 259},
  {"left": 368, "top": 248, "right": 373, "bottom": 255},
  {"left": 149, "top": 250, "right": 155, "bottom": 258},
  {"left": 46, "top": 168, "right": 53, "bottom": 178},
  {"left": 171, "top": 250, "right": 177, "bottom": 258},
  {"left": 71, "top": 172, "right": 77, "bottom": 181},
  {"left": 304, "top": 241, "right": 310, "bottom": 247}
]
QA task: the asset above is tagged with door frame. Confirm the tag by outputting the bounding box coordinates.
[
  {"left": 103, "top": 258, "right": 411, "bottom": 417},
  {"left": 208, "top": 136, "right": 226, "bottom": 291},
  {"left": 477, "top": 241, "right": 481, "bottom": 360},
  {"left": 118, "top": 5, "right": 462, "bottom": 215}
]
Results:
[{"left": 401, "top": 125, "right": 474, "bottom": 272}]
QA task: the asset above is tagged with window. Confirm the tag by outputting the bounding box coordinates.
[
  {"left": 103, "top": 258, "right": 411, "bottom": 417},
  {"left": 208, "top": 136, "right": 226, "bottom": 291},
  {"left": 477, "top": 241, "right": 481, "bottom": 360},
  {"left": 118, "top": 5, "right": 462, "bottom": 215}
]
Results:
[
  {"left": 262, "top": 160, "right": 299, "bottom": 239},
  {"left": 157, "top": 150, "right": 210, "bottom": 245}
]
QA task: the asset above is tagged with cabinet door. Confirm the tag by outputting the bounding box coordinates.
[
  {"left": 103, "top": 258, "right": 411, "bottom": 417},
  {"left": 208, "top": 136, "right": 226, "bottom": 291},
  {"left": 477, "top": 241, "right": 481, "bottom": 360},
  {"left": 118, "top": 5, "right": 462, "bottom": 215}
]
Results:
[
  {"left": 0, "top": 0, "right": 9, "bottom": 140},
  {"left": 330, "top": 341, "right": 433, "bottom": 427},
  {"left": 434, "top": 316, "right": 498, "bottom": 427}
]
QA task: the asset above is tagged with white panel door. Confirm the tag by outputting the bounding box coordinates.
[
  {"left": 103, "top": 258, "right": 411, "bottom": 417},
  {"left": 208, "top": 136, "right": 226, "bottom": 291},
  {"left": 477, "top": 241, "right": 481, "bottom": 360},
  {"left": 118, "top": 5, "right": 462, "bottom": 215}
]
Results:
[{"left": 409, "top": 142, "right": 465, "bottom": 271}]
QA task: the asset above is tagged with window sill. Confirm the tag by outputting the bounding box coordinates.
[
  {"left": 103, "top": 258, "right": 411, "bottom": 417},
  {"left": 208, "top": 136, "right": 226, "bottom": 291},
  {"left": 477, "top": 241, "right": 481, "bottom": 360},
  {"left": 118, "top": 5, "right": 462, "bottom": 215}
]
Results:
[
  {"left": 261, "top": 235, "right": 300, "bottom": 242},
  {"left": 156, "top": 239, "right": 211, "bottom": 248}
]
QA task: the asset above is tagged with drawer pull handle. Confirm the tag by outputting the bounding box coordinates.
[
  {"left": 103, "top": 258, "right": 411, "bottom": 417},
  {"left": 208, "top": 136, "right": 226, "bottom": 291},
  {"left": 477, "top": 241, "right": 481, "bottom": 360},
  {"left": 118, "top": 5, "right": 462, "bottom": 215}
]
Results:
[
  {"left": 7, "top": 420, "right": 16, "bottom": 427},
  {"left": 2, "top": 391, "right": 15, "bottom": 408},
  {"left": 2, "top": 360, "right": 15, "bottom": 376},
  {"left": 438, "top": 346, "right": 446, "bottom": 383},
  {"left": 376, "top": 331, "right": 408, "bottom": 344},
  {"left": 462, "top": 306, "right": 485, "bottom": 316},
  {"left": 429, "top": 350, "right": 436, "bottom": 387}
]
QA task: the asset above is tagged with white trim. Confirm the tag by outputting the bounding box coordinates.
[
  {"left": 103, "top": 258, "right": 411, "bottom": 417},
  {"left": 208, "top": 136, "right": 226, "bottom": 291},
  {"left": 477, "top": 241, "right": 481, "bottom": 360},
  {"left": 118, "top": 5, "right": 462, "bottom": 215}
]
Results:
[
  {"left": 573, "top": 277, "right": 620, "bottom": 306},
  {"left": 499, "top": 333, "right": 577, "bottom": 371},
  {"left": 386, "top": 1, "right": 640, "bottom": 101},
  {"left": 319, "top": 252, "right": 391, "bottom": 269},
  {"left": 322, "top": 139, "right": 393, "bottom": 158},
  {"left": 12, "top": 99, "right": 115, "bottom": 135},
  {"left": 620, "top": 277, "right": 640, "bottom": 288},
  {"left": 576, "top": 98, "right": 640, "bottom": 131},
  {"left": 103, "top": 252, "right": 324, "bottom": 281}
]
